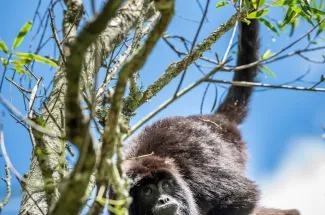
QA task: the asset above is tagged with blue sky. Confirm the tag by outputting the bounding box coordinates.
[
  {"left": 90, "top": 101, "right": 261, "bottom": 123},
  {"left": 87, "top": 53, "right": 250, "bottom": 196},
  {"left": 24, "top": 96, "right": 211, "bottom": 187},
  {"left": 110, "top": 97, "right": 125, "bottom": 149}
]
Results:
[{"left": 0, "top": 0, "right": 325, "bottom": 214}]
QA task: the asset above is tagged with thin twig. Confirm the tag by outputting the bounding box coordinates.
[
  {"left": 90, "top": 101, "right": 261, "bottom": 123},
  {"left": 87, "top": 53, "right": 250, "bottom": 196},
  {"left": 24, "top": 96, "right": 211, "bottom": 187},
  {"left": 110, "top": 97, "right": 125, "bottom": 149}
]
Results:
[
  {"left": 122, "top": 10, "right": 248, "bottom": 116},
  {"left": 49, "top": 9, "right": 66, "bottom": 64},
  {"left": 0, "top": 95, "right": 58, "bottom": 138},
  {"left": 206, "top": 79, "right": 325, "bottom": 92},
  {"left": 174, "top": 0, "right": 210, "bottom": 96},
  {"left": 222, "top": 21, "right": 238, "bottom": 62},
  {"left": 96, "top": 12, "right": 161, "bottom": 99},
  {"left": 43, "top": 103, "right": 63, "bottom": 133},
  {"left": 28, "top": 78, "right": 43, "bottom": 119},
  {"left": 229, "top": 18, "right": 325, "bottom": 72},
  {"left": 10, "top": 114, "right": 29, "bottom": 130},
  {"left": 5, "top": 77, "right": 32, "bottom": 93},
  {"left": 0, "top": 129, "right": 23, "bottom": 180},
  {"left": 0, "top": 165, "right": 11, "bottom": 210},
  {"left": 23, "top": 66, "right": 38, "bottom": 80},
  {"left": 298, "top": 53, "right": 325, "bottom": 64},
  {"left": 130, "top": 62, "right": 227, "bottom": 135}
]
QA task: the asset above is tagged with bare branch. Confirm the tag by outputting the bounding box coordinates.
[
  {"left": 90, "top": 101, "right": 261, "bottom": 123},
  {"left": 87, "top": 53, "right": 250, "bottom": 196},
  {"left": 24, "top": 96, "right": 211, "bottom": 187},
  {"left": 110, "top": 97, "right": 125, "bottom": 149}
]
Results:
[
  {"left": 122, "top": 10, "right": 248, "bottom": 117},
  {"left": 130, "top": 61, "right": 226, "bottom": 136},
  {"left": 229, "top": 18, "right": 325, "bottom": 72},
  {"left": 19, "top": 0, "right": 85, "bottom": 213},
  {"left": 96, "top": 12, "right": 161, "bottom": 99},
  {"left": 93, "top": 1, "right": 175, "bottom": 214},
  {"left": 206, "top": 79, "right": 325, "bottom": 92},
  {"left": 49, "top": 1, "right": 125, "bottom": 215},
  {"left": 0, "top": 95, "right": 58, "bottom": 138},
  {"left": 174, "top": 0, "right": 210, "bottom": 95},
  {"left": 28, "top": 78, "right": 42, "bottom": 118},
  {"left": 49, "top": 9, "right": 66, "bottom": 64},
  {"left": 65, "top": 0, "right": 124, "bottom": 149},
  {"left": 0, "top": 129, "right": 23, "bottom": 180},
  {"left": 0, "top": 165, "right": 11, "bottom": 210}
]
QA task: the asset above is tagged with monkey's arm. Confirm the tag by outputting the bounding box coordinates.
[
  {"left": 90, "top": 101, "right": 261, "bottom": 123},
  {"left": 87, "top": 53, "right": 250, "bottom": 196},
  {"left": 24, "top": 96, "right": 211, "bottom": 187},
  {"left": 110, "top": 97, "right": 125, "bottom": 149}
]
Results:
[{"left": 252, "top": 207, "right": 300, "bottom": 215}]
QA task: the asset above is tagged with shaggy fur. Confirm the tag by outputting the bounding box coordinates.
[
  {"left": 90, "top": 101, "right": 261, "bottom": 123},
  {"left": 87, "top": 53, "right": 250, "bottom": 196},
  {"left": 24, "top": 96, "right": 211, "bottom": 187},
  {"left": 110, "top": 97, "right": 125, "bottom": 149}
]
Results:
[
  {"left": 121, "top": 19, "right": 260, "bottom": 215},
  {"left": 117, "top": 19, "right": 299, "bottom": 215}
]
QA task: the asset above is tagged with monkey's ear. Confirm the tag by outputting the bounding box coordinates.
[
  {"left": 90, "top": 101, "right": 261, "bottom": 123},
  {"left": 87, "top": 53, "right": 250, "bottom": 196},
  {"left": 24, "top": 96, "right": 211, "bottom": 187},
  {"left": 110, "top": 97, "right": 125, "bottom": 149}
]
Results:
[{"left": 252, "top": 207, "right": 300, "bottom": 215}]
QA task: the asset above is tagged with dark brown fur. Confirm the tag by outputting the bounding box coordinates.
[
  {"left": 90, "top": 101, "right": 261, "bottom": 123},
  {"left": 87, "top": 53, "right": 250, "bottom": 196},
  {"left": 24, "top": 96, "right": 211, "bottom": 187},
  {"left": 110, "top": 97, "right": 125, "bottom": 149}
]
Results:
[
  {"left": 121, "top": 19, "right": 260, "bottom": 215},
  {"left": 117, "top": 19, "right": 299, "bottom": 215}
]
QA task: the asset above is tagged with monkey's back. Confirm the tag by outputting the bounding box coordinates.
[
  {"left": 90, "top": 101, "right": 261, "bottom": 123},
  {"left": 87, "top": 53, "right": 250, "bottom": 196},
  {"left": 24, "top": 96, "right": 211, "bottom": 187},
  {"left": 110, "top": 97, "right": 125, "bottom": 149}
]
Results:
[
  {"left": 124, "top": 115, "right": 257, "bottom": 213},
  {"left": 125, "top": 115, "right": 246, "bottom": 172}
]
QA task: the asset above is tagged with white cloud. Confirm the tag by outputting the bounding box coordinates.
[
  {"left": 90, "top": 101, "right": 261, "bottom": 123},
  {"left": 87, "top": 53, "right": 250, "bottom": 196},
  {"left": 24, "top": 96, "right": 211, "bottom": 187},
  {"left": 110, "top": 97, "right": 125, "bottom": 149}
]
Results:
[{"left": 257, "top": 137, "right": 325, "bottom": 215}]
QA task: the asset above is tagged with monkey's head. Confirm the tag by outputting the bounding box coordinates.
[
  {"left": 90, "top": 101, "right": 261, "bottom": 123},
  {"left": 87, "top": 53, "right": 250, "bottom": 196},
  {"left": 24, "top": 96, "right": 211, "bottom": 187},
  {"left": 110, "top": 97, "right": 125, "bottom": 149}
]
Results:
[{"left": 123, "top": 156, "right": 199, "bottom": 215}]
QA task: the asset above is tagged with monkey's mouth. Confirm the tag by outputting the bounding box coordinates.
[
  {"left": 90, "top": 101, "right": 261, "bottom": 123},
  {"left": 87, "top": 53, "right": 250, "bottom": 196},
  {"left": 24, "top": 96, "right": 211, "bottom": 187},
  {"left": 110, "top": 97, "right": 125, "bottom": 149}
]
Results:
[{"left": 153, "top": 202, "right": 178, "bottom": 215}]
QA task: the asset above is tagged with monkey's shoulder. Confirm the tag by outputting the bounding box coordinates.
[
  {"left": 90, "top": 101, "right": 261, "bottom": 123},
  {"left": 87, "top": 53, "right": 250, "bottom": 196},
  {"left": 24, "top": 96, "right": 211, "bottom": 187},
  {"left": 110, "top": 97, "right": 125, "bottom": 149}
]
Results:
[{"left": 124, "top": 114, "right": 245, "bottom": 162}]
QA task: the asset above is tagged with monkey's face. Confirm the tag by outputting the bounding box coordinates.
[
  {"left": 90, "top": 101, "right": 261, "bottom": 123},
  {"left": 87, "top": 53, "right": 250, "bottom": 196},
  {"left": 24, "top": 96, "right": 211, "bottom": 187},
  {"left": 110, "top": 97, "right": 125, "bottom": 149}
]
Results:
[
  {"left": 124, "top": 157, "right": 198, "bottom": 215},
  {"left": 128, "top": 169, "right": 198, "bottom": 215},
  {"left": 132, "top": 178, "right": 180, "bottom": 215}
]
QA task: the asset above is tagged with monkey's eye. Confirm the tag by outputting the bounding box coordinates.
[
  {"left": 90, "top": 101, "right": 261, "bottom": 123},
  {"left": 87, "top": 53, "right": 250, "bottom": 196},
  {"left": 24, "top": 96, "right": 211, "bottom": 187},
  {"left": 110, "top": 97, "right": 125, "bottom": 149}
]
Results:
[
  {"left": 143, "top": 187, "right": 152, "bottom": 196},
  {"left": 162, "top": 181, "right": 170, "bottom": 190}
]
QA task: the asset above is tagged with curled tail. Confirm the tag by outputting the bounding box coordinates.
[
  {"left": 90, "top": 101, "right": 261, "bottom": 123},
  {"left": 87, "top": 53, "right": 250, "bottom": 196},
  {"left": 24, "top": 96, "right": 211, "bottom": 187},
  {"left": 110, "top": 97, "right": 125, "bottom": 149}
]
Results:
[{"left": 216, "top": 19, "right": 259, "bottom": 124}]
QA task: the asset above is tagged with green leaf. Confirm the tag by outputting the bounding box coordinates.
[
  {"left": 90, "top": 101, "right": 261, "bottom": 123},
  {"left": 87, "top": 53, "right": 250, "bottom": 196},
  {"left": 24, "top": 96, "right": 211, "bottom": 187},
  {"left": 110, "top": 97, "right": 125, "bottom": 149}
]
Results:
[
  {"left": 300, "top": 3, "right": 313, "bottom": 17},
  {"left": 16, "top": 52, "right": 58, "bottom": 67},
  {"left": 291, "top": 5, "right": 314, "bottom": 26},
  {"left": 310, "top": 7, "right": 325, "bottom": 16},
  {"left": 216, "top": 1, "right": 230, "bottom": 8},
  {"left": 307, "top": 33, "right": 311, "bottom": 41},
  {"left": 10, "top": 59, "right": 32, "bottom": 66},
  {"left": 311, "top": 0, "right": 317, "bottom": 8},
  {"left": 242, "top": 19, "right": 251, "bottom": 25},
  {"left": 317, "top": 21, "right": 325, "bottom": 35},
  {"left": 320, "top": 0, "right": 325, "bottom": 9},
  {"left": 259, "top": 18, "right": 280, "bottom": 36},
  {"left": 261, "top": 65, "right": 276, "bottom": 78},
  {"left": 12, "top": 21, "right": 33, "bottom": 50},
  {"left": 280, "top": 7, "right": 298, "bottom": 28},
  {"left": 259, "top": 0, "right": 267, "bottom": 7},
  {"left": 37, "top": 117, "right": 47, "bottom": 127},
  {"left": 261, "top": 49, "right": 275, "bottom": 60},
  {"left": 289, "top": 21, "right": 297, "bottom": 37},
  {"left": 300, "top": 13, "right": 314, "bottom": 26},
  {"left": 247, "top": 9, "right": 269, "bottom": 19},
  {"left": 252, "top": 0, "right": 258, "bottom": 9},
  {"left": 244, "top": 0, "right": 250, "bottom": 8},
  {"left": 0, "top": 41, "right": 9, "bottom": 54},
  {"left": 273, "top": 0, "right": 299, "bottom": 6},
  {"left": 15, "top": 66, "right": 28, "bottom": 75},
  {"left": 210, "top": 86, "right": 218, "bottom": 113},
  {"left": 252, "top": 0, "right": 266, "bottom": 8},
  {"left": 302, "top": 0, "right": 310, "bottom": 6},
  {"left": 291, "top": 5, "right": 303, "bottom": 14},
  {"left": 0, "top": 58, "right": 8, "bottom": 66}
]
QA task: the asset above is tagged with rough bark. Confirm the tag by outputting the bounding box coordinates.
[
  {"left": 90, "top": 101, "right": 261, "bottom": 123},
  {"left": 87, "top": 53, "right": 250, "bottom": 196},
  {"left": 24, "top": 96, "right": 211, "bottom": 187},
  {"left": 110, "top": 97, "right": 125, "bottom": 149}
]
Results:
[{"left": 19, "top": 0, "right": 153, "bottom": 214}]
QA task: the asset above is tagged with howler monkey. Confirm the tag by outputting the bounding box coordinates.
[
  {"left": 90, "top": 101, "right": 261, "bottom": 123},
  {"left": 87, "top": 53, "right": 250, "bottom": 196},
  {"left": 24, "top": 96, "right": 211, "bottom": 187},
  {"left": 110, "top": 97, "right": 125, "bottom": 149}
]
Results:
[
  {"left": 120, "top": 18, "right": 259, "bottom": 215},
  {"left": 117, "top": 15, "right": 299, "bottom": 215}
]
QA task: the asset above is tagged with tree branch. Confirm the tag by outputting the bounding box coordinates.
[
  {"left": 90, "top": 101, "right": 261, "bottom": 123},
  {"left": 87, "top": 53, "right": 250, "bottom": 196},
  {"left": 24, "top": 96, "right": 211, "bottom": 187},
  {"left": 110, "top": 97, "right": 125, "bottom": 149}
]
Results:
[
  {"left": 0, "top": 165, "right": 11, "bottom": 211},
  {"left": 49, "top": 1, "right": 125, "bottom": 215},
  {"left": 206, "top": 79, "right": 325, "bottom": 92},
  {"left": 93, "top": 1, "right": 175, "bottom": 214},
  {"left": 122, "top": 10, "right": 248, "bottom": 117}
]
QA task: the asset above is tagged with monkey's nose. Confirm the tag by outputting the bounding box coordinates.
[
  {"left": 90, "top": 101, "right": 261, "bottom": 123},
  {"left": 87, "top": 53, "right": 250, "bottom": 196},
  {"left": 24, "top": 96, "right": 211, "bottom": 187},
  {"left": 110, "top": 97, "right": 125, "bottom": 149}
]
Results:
[{"left": 158, "top": 196, "right": 170, "bottom": 205}]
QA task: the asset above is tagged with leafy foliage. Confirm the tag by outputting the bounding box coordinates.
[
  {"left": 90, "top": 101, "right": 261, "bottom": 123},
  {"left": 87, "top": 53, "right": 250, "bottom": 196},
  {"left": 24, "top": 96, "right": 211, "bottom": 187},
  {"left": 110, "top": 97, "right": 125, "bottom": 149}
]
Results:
[
  {"left": 12, "top": 21, "right": 32, "bottom": 50},
  {"left": 215, "top": 0, "right": 325, "bottom": 77},
  {"left": 0, "top": 21, "right": 57, "bottom": 75}
]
